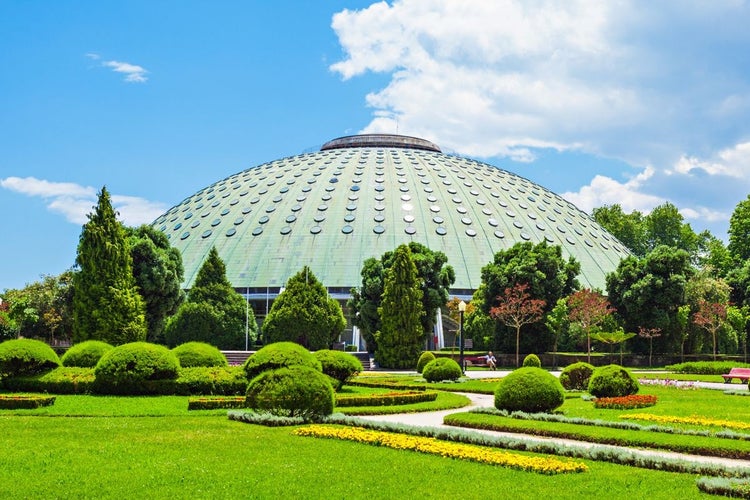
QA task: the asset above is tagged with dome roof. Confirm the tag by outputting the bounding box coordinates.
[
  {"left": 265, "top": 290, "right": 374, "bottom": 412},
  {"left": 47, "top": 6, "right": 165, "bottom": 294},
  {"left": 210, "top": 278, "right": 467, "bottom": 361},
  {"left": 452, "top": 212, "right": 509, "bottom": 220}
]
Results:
[{"left": 152, "top": 134, "right": 629, "bottom": 295}]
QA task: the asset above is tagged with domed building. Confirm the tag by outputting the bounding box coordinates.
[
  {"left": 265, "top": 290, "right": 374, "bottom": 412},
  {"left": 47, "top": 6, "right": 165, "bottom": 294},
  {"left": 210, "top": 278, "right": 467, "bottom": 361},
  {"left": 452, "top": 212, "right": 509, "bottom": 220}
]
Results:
[{"left": 152, "top": 134, "right": 629, "bottom": 348}]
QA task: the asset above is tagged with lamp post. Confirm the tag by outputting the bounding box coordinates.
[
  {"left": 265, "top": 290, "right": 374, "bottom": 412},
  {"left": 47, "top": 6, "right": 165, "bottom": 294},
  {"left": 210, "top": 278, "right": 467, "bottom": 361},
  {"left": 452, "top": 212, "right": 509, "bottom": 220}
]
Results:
[{"left": 458, "top": 300, "right": 466, "bottom": 373}]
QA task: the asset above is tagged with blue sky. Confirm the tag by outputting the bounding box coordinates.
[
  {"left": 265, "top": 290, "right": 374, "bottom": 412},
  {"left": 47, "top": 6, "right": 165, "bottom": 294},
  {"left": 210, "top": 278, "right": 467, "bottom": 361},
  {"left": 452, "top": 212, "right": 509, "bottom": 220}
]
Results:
[{"left": 2, "top": 1, "right": 750, "bottom": 291}]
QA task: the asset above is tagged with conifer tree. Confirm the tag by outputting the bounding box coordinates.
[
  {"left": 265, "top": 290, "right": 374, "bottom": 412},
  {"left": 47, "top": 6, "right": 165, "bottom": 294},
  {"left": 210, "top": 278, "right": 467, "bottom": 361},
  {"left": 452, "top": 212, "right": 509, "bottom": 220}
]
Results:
[
  {"left": 263, "top": 266, "right": 345, "bottom": 350},
  {"left": 376, "top": 244, "right": 424, "bottom": 368},
  {"left": 73, "top": 187, "right": 147, "bottom": 344}
]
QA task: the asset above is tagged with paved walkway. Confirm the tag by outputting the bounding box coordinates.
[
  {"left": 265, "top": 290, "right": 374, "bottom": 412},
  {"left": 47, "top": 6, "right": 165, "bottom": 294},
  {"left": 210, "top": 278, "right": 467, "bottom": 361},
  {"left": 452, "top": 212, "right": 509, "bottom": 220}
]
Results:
[{"left": 359, "top": 370, "right": 750, "bottom": 470}]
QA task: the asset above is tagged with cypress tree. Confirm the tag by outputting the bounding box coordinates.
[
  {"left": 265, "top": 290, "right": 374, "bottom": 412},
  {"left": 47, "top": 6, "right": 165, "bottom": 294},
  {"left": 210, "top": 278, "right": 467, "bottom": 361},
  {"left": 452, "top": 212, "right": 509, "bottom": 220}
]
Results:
[
  {"left": 376, "top": 244, "right": 424, "bottom": 368},
  {"left": 73, "top": 187, "right": 147, "bottom": 344}
]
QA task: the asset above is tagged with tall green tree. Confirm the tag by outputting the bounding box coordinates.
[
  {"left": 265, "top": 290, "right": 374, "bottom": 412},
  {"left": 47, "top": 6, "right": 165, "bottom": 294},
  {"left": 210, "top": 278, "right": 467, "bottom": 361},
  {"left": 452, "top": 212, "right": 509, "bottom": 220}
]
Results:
[
  {"left": 592, "top": 204, "right": 647, "bottom": 256},
  {"left": 606, "top": 245, "right": 693, "bottom": 355},
  {"left": 728, "top": 194, "right": 750, "bottom": 263},
  {"left": 164, "top": 247, "right": 255, "bottom": 349},
  {"left": 127, "top": 225, "right": 185, "bottom": 343},
  {"left": 477, "top": 241, "right": 579, "bottom": 353},
  {"left": 1, "top": 272, "right": 74, "bottom": 342},
  {"left": 262, "top": 266, "right": 345, "bottom": 350},
  {"left": 349, "top": 242, "right": 454, "bottom": 352},
  {"left": 73, "top": 187, "right": 146, "bottom": 345},
  {"left": 375, "top": 244, "right": 424, "bottom": 369}
]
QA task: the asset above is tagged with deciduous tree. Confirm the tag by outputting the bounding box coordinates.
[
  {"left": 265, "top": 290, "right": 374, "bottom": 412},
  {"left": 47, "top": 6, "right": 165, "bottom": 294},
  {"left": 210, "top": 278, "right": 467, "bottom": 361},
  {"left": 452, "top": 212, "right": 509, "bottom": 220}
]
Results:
[
  {"left": 693, "top": 300, "right": 727, "bottom": 361},
  {"left": 489, "top": 283, "right": 545, "bottom": 367},
  {"left": 567, "top": 289, "right": 614, "bottom": 363}
]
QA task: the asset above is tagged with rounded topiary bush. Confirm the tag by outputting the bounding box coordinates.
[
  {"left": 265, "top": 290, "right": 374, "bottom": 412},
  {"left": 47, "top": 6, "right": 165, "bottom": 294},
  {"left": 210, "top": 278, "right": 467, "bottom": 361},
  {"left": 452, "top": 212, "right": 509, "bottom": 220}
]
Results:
[
  {"left": 522, "top": 354, "right": 541, "bottom": 368},
  {"left": 416, "top": 351, "right": 436, "bottom": 374},
  {"left": 313, "top": 350, "right": 362, "bottom": 391},
  {"left": 246, "top": 365, "right": 334, "bottom": 420},
  {"left": 61, "top": 340, "right": 113, "bottom": 368},
  {"left": 494, "top": 367, "right": 565, "bottom": 413},
  {"left": 0, "top": 338, "right": 60, "bottom": 377},
  {"left": 243, "top": 341, "right": 321, "bottom": 380},
  {"left": 559, "top": 362, "right": 595, "bottom": 391},
  {"left": 94, "top": 342, "right": 180, "bottom": 395},
  {"left": 588, "top": 364, "right": 639, "bottom": 398},
  {"left": 422, "top": 357, "right": 462, "bottom": 382},
  {"left": 172, "top": 342, "right": 228, "bottom": 368}
]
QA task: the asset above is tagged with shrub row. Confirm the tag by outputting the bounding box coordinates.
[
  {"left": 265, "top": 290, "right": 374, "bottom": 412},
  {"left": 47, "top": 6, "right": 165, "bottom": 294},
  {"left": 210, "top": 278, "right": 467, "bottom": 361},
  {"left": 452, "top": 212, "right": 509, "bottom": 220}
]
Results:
[
  {"left": 0, "top": 394, "right": 56, "bottom": 409},
  {"left": 347, "top": 380, "right": 427, "bottom": 391},
  {"left": 335, "top": 391, "right": 438, "bottom": 407},
  {"left": 188, "top": 396, "right": 246, "bottom": 410},
  {"left": 666, "top": 361, "right": 750, "bottom": 375}
]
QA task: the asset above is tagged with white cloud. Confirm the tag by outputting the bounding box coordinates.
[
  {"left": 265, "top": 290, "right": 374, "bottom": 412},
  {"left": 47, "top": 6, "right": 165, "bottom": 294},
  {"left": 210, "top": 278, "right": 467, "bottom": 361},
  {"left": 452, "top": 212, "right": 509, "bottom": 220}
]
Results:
[
  {"left": 86, "top": 53, "right": 148, "bottom": 82},
  {"left": 671, "top": 142, "right": 750, "bottom": 178},
  {"left": 1, "top": 177, "right": 165, "bottom": 225},
  {"left": 561, "top": 167, "right": 665, "bottom": 214}
]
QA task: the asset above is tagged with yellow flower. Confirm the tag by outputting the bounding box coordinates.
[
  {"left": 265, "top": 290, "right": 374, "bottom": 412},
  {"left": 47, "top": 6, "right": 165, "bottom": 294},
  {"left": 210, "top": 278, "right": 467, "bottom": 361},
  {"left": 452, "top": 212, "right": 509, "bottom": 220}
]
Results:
[{"left": 622, "top": 413, "right": 750, "bottom": 431}]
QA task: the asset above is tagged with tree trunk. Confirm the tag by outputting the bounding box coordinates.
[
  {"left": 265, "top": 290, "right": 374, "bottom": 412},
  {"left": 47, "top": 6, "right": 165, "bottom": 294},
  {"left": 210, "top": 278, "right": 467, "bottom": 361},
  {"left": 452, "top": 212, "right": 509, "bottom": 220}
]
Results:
[{"left": 516, "top": 326, "right": 521, "bottom": 367}]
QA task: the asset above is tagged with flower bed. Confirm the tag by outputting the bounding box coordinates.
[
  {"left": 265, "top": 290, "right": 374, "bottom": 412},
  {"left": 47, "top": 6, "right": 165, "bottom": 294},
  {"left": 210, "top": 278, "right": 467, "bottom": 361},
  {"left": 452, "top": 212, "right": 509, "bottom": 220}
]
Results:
[
  {"left": 0, "top": 394, "right": 56, "bottom": 409},
  {"left": 622, "top": 413, "right": 750, "bottom": 431},
  {"left": 188, "top": 396, "right": 246, "bottom": 410},
  {"left": 293, "top": 425, "right": 587, "bottom": 474},
  {"left": 335, "top": 391, "right": 437, "bottom": 407},
  {"left": 594, "top": 394, "right": 657, "bottom": 409}
]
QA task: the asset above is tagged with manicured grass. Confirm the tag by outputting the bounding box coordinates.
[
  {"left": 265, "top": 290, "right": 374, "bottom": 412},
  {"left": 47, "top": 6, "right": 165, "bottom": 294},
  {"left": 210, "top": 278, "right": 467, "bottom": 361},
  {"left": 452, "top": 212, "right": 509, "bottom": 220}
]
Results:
[{"left": 0, "top": 409, "right": 708, "bottom": 499}]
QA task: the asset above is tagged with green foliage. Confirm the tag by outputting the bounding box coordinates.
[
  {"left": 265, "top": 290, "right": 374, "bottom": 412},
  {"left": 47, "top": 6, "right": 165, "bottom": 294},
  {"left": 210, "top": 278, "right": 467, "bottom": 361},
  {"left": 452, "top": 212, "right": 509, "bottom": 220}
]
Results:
[
  {"left": 126, "top": 225, "right": 185, "bottom": 343},
  {"left": 559, "top": 362, "right": 595, "bottom": 390},
  {"left": 188, "top": 396, "right": 246, "bottom": 410},
  {"left": 93, "top": 342, "right": 180, "bottom": 395},
  {"left": 245, "top": 365, "right": 334, "bottom": 420},
  {"left": 174, "top": 366, "right": 246, "bottom": 395},
  {"left": 0, "top": 395, "right": 56, "bottom": 409},
  {"left": 478, "top": 241, "right": 580, "bottom": 353},
  {"left": 335, "top": 391, "right": 438, "bottom": 407},
  {"left": 592, "top": 204, "right": 647, "bottom": 256},
  {"left": 242, "top": 341, "right": 321, "bottom": 380},
  {"left": 164, "top": 247, "right": 255, "bottom": 349},
  {"left": 262, "top": 266, "right": 345, "bottom": 350},
  {"left": 729, "top": 194, "right": 750, "bottom": 263},
  {"left": 376, "top": 244, "right": 425, "bottom": 368},
  {"left": 587, "top": 364, "right": 639, "bottom": 398},
  {"left": 3, "top": 366, "right": 95, "bottom": 394},
  {"left": 172, "top": 341, "right": 228, "bottom": 367},
  {"left": 349, "top": 242, "right": 455, "bottom": 353},
  {"left": 421, "top": 357, "right": 462, "bottom": 382},
  {"left": 416, "top": 351, "right": 436, "bottom": 373},
  {"left": 0, "top": 272, "right": 74, "bottom": 342},
  {"left": 665, "top": 361, "right": 750, "bottom": 375},
  {"left": 73, "top": 186, "right": 147, "bottom": 345},
  {"left": 61, "top": 340, "right": 113, "bottom": 367},
  {"left": 0, "top": 338, "right": 60, "bottom": 377},
  {"left": 494, "top": 367, "right": 565, "bottom": 413},
  {"left": 313, "top": 349, "right": 362, "bottom": 391},
  {"left": 522, "top": 353, "right": 541, "bottom": 368}
]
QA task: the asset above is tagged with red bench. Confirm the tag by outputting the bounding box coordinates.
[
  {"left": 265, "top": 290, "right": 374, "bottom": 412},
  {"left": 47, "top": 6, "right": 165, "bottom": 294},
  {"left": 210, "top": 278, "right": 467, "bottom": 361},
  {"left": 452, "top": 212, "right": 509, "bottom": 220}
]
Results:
[{"left": 721, "top": 367, "right": 750, "bottom": 383}]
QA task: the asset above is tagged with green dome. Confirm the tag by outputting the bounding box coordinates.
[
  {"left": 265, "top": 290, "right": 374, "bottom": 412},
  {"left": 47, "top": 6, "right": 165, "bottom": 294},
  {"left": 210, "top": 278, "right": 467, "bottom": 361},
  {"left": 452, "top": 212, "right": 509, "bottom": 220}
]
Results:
[{"left": 152, "top": 134, "right": 628, "bottom": 295}]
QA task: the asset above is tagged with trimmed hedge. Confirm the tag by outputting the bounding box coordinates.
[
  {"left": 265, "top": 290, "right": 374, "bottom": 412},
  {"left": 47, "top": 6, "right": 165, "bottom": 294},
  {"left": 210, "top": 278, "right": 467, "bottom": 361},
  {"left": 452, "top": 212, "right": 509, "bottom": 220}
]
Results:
[
  {"left": 174, "top": 366, "right": 246, "bottom": 395},
  {"left": 522, "top": 354, "right": 541, "bottom": 368},
  {"left": 93, "top": 342, "right": 180, "bottom": 395},
  {"left": 0, "top": 394, "right": 56, "bottom": 409},
  {"left": 422, "top": 357, "right": 462, "bottom": 382},
  {"left": 61, "top": 341, "right": 113, "bottom": 368},
  {"left": 0, "top": 338, "right": 60, "bottom": 377},
  {"left": 416, "top": 351, "right": 436, "bottom": 374},
  {"left": 172, "top": 342, "right": 228, "bottom": 368},
  {"left": 347, "top": 379, "right": 427, "bottom": 391},
  {"left": 243, "top": 341, "right": 321, "bottom": 380},
  {"left": 494, "top": 367, "right": 565, "bottom": 413},
  {"left": 246, "top": 365, "right": 334, "bottom": 420},
  {"left": 314, "top": 349, "right": 362, "bottom": 391},
  {"left": 188, "top": 396, "right": 246, "bottom": 410},
  {"left": 559, "top": 362, "right": 595, "bottom": 391},
  {"left": 666, "top": 361, "right": 750, "bottom": 375},
  {"left": 588, "top": 364, "right": 639, "bottom": 398},
  {"left": 3, "top": 367, "right": 95, "bottom": 394},
  {"left": 335, "top": 390, "right": 438, "bottom": 407}
]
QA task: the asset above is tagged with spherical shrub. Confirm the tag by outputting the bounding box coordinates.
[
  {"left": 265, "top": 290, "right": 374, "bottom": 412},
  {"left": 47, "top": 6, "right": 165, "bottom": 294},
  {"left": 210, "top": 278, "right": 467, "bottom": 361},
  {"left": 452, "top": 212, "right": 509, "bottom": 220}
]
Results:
[
  {"left": 422, "top": 357, "right": 462, "bottom": 382},
  {"left": 588, "top": 364, "right": 639, "bottom": 398},
  {"left": 494, "top": 367, "right": 565, "bottom": 413},
  {"left": 94, "top": 342, "right": 180, "bottom": 395},
  {"left": 246, "top": 365, "right": 334, "bottom": 421},
  {"left": 313, "top": 350, "right": 362, "bottom": 391},
  {"left": 522, "top": 354, "right": 541, "bottom": 368},
  {"left": 416, "top": 351, "right": 436, "bottom": 374},
  {"left": 243, "top": 341, "right": 321, "bottom": 380},
  {"left": 172, "top": 342, "right": 228, "bottom": 368},
  {"left": 559, "top": 362, "right": 595, "bottom": 391},
  {"left": 61, "top": 340, "right": 113, "bottom": 368},
  {"left": 0, "top": 338, "right": 60, "bottom": 377}
]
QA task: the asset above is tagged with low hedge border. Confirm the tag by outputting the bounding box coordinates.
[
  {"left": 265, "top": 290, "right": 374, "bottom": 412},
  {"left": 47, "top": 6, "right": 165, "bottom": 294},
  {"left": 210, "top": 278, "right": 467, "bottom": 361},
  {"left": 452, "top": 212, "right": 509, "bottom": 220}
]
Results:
[
  {"left": 696, "top": 477, "right": 750, "bottom": 498},
  {"left": 0, "top": 394, "right": 56, "bottom": 409},
  {"left": 188, "top": 396, "right": 246, "bottom": 410},
  {"left": 347, "top": 380, "right": 427, "bottom": 391},
  {"left": 335, "top": 391, "right": 438, "bottom": 407},
  {"left": 227, "top": 409, "right": 306, "bottom": 427},
  {"left": 323, "top": 414, "right": 750, "bottom": 479},
  {"left": 444, "top": 411, "right": 750, "bottom": 460}
]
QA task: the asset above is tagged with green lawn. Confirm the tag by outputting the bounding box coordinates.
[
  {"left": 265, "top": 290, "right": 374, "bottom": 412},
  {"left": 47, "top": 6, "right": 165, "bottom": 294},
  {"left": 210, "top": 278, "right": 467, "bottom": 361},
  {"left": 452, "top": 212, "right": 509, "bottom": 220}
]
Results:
[{"left": 0, "top": 402, "right": 708, "bottom": 499}]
